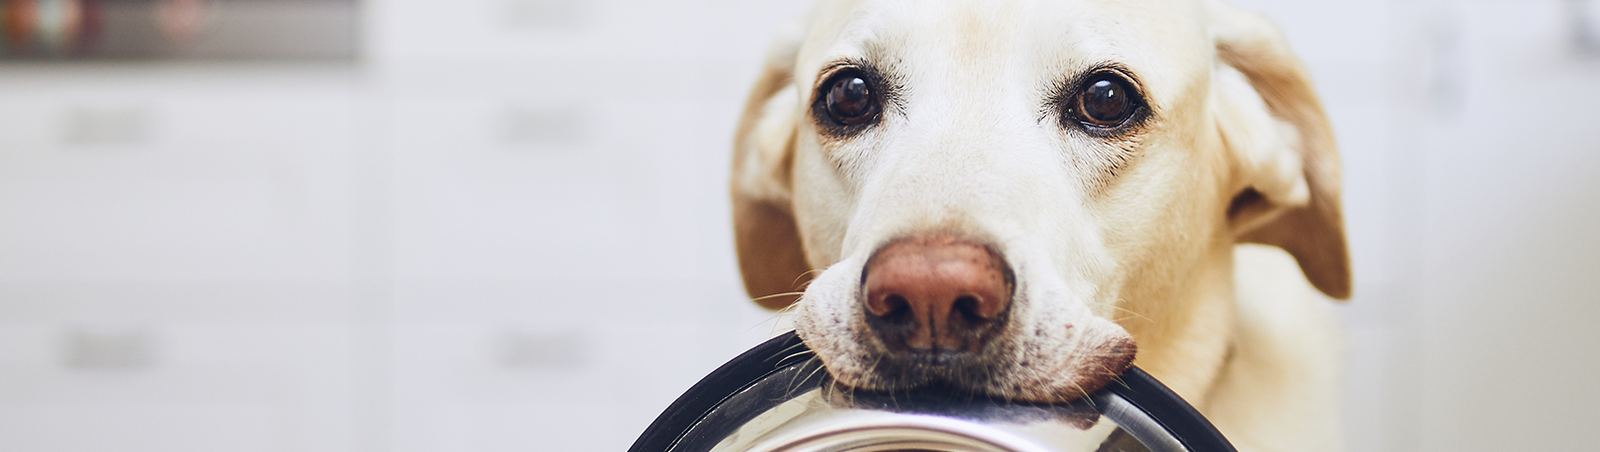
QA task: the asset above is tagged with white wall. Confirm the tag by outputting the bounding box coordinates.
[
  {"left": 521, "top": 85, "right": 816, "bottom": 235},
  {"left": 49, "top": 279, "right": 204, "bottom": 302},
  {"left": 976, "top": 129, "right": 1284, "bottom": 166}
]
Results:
[{"left": 0, "top": 1, "right": 1595, "bottom": 451}]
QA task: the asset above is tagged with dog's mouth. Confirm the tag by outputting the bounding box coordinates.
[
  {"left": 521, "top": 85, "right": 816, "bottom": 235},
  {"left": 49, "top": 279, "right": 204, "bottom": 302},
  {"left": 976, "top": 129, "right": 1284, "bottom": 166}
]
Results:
[
  {"left": 798, "top": 318, "right": 1138, "bottom": 404},
  {"left": 856, "top": 345, "right": 1016, "bottom": 392}
]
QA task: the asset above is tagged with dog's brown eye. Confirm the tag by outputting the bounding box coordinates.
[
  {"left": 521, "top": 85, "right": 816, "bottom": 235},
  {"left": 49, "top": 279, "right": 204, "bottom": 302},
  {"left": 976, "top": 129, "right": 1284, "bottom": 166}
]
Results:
[
  {"left": 1073, "top": 75, "right": 1137, "bottom": 128},
  {"left": 824, "top": 73, "right": 879, "bottom": 125}
]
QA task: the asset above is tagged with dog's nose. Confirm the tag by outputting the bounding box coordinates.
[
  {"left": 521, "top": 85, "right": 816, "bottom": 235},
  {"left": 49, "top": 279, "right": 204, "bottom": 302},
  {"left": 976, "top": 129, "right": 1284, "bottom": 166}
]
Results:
[{"left": 862, "top": 236, "right": 1012, "bottom": 352}]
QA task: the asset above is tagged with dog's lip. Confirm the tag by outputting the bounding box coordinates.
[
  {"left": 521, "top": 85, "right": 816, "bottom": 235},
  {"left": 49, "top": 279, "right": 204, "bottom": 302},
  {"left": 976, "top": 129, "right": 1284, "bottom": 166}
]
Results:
[
  {"left": 850, "top": 346, "right": 1012, "bottom": 390},
  {"left": 808, "top": 310, "right": 1138, "bottom": 403},
  {"left": 876, "top": 348, "right": 992, "bottom": 368}
]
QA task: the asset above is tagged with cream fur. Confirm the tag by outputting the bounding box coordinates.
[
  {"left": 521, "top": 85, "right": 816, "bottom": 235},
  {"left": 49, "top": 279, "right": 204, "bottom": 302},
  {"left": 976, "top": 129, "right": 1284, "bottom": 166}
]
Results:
[{"left": 728, "top": 1, "right": 1351, "bottom": 450}]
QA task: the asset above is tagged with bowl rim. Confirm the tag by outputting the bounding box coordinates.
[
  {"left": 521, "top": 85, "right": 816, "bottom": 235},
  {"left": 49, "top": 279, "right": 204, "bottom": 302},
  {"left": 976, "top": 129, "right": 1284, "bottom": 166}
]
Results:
[{"left": 627, "top": 331, "right": 1237, "bottom": 452}]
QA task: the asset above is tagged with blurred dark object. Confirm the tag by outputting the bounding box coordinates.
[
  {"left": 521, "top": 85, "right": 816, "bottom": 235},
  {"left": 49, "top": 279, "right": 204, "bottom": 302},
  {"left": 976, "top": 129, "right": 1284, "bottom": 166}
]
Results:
[{"left": 0, "top": 0, "right": 356, "bottom": 60}]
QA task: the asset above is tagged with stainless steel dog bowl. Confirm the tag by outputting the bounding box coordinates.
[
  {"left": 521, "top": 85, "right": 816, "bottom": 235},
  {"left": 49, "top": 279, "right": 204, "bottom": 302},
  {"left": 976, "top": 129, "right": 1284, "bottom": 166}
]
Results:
[{"left": 629, "top": 331, "right": 1236, "bottom": 452}]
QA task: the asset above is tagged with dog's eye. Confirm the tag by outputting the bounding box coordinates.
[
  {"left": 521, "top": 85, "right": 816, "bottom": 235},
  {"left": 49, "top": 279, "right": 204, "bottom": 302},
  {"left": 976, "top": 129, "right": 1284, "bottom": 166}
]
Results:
[
  {"left": 1071, "top": 74, "right": 1138, "bottom": 128},
  {"left": 823, "top": 72, "right": 879, "bottom": 125}
]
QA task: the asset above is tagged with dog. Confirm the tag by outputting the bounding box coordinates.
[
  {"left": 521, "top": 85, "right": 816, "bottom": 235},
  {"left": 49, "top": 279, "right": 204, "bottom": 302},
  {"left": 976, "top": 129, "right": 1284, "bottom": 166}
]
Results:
[{"left": 728, "top": 1, "right": 1350, "bottom": 450}]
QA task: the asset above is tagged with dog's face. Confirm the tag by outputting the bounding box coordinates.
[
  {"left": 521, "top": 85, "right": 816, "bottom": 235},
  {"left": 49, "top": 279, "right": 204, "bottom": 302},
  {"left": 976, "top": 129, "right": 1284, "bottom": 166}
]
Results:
[{"left": 732, "top": 0, "right": 1348, "bottom": 403}]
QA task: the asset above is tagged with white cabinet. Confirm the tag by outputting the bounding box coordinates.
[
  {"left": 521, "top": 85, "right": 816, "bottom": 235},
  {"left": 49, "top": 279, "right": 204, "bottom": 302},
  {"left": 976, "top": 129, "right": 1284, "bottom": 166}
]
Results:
[
  {"left": 0, "top": 325, "right": 358, "bottom": 452},
  {"left": 371, "top": 0, "right": 721, "bottom": 61},
  {"left": 0, "top": 68, "right": 365, "bottom": 451},
  {"left": 380, "top": 60, "right": 742, "bottom": 282},
  {"left": 0, "top": 67, "right": 363, "bottom": 283}
]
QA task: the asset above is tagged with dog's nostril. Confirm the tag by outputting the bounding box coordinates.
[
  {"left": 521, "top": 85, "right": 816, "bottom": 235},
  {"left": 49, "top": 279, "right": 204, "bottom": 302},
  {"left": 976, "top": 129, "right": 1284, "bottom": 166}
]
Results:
[
  {"left": 880, "top": 294, "right": 912, "bottom": 322},
  {"left": 952, "top": 295, "right": 986, "bottom": 323}
]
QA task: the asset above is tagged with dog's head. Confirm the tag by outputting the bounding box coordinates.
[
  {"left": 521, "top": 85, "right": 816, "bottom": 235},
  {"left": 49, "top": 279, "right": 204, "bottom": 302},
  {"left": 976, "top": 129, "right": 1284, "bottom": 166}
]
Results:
[{"left": 731, "top": 0, "right": 1348, "bottom": 403}]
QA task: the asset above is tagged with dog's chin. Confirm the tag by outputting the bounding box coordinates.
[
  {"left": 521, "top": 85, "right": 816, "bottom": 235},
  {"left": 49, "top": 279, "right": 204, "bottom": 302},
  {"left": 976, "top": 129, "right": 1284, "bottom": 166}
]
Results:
[{"left": 806, "top": 328, "right": 1138, "bottom": 404}]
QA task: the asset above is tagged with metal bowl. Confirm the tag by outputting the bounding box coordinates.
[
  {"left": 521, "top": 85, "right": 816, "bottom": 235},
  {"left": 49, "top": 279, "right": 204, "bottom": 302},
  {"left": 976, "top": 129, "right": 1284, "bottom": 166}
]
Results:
[{"left": 630, "top": 332, "right": 1236, "bottom": 452}]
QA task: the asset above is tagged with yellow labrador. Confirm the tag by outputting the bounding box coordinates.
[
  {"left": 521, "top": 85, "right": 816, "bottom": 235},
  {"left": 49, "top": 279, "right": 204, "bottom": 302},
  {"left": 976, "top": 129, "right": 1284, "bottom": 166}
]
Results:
[{"left": 730, "top": 0, "right": 1350, "bottom": 450}]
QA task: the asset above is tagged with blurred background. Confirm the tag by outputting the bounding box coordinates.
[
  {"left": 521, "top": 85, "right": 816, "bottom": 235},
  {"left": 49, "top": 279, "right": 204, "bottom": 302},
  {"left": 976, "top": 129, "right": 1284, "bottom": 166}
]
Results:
[{"left": 0, "top": 0, "right": 1596, "bottom": 451}]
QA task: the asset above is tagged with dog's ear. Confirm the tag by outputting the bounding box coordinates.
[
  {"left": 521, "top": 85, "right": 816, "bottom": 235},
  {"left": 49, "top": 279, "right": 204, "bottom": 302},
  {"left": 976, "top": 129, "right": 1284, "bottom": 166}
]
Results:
[
  {"left": 731, "top": 29, "right": 811, "bottom": 310},
  {"left": 1209, "top": 3, "right": 1351, "bottom": 299}
]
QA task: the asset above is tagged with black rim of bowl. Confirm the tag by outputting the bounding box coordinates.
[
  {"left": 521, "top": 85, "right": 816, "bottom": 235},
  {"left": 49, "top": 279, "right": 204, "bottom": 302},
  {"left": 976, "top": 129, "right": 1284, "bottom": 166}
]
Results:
[{"left": 628, "top": 331, "right": 1237, "bottom": 452}]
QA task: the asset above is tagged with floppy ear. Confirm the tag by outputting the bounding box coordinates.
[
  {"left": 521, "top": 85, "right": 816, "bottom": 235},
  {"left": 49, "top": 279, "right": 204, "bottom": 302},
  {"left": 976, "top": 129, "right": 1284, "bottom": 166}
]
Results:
[
  {"left": 1209, "top": 3, "right": 1352, "bottom": 299},
  {"left": 731, "top": 29, "right": 812, "bottom": 310}
]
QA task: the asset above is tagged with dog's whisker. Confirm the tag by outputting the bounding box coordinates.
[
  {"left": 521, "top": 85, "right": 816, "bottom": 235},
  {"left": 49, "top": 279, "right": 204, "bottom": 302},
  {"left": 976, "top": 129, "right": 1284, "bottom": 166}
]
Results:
[
  {"left": 1068, "top": 379, "right": 1092, "bottom": 406},
  {"left": 800, "top": 356, "right": 830, "bottom": 388},
  {"left": 741, "top": 306, "right": 801, "bottom": 335},
  {"left": 792, "top": 269, "right": 826, "bottom": 287},
  {"left": 1106, "top": 303, "right": 1153, "bottom": 324},
  {"left": 774, "top": 340, "right": 810, "bottom": 357},
  {"left": 786, "top": 356, "right": 826, "bottom": 397},
  {"left": 751, "top": 291, "right": 806, "bottom": 302},
  {"left": 778, "top": 349, "right": 815, "bottom": 364}
]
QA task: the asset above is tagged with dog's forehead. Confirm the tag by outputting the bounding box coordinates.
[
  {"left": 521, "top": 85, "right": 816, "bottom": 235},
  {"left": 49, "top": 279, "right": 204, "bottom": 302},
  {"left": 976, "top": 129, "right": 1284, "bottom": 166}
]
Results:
[{"left": 798, "top": 0, "right": 1211, "bottom": 103}]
